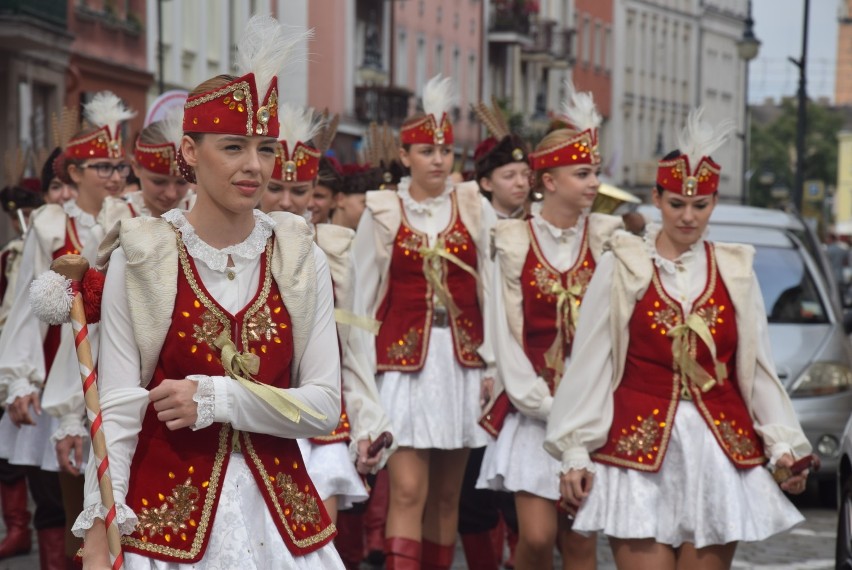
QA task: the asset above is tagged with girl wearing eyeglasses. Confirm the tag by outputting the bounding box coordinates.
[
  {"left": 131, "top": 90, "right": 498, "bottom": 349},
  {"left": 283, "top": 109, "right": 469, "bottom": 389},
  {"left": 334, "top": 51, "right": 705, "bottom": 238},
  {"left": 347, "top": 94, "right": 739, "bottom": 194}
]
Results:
[{"left": 0, "top": 91, "right": 135, "bottom": 569}]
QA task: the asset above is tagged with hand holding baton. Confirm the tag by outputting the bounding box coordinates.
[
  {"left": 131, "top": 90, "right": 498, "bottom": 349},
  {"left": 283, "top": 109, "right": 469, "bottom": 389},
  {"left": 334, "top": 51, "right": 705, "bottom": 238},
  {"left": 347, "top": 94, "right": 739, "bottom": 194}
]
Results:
[
  {"left": 367, "top": 431, "right": 393, "bottom": 458},
  {"left": 30, "top": 255, "right": 123, "bottom": 569}
]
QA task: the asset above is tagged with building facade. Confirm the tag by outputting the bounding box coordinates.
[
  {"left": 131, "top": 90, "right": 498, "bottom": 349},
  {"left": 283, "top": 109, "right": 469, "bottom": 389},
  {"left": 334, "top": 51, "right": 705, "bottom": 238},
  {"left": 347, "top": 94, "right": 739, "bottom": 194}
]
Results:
[{"left": 609, "top": 0, "right": 750, "bottom": 202}]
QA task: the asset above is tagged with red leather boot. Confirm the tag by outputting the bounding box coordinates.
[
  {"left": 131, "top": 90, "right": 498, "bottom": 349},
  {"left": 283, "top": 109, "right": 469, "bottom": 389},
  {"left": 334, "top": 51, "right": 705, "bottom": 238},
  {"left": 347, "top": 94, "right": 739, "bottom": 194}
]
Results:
[
  {"left": 334, "top": 511, "right": 364, "bottom": 570},
  {"left": 421, "top": 539, "right": 455, "bottom": 570},
  {"left": 37, "top": 527, "right": 65, "bottom": 570},
  {"left": 461, "top": 531, "right": 500, "bottom": 570},
  {"left": 0, "top": 478, "right": 31, "bottom": 558},
  {"left": 385, "top": 537, "right": 421, "bottom": 570},
  {"left": 364, "top": 471, "right": 389, "bottom": 564},
  {"left": 505, "top": 524, "right": 519, "bottom": 569}
]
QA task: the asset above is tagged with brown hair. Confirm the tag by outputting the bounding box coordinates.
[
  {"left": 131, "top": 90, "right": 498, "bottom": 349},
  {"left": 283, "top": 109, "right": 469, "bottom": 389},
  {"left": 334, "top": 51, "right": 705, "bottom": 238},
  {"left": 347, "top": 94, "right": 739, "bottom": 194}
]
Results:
[{"left": 532, "top": 127, "right": 581, "bottom": 192}]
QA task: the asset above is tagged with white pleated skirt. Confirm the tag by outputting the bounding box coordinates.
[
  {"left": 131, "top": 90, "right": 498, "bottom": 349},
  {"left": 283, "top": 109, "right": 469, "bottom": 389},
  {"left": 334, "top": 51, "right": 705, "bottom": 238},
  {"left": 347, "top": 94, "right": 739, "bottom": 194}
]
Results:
[
  {"left": 476, "top": 412, "right": 561, "bottom": 500},
  {"left": 0, "top": 409, "right": 60, "bottom": 471},
  {"left": 573, "top": 402, "right": 804, "bottom": 548},
  {"left": 297, "top": 439, "right": 369, "bottom": 510},
  {"left": 377, "top": 327, "right": 489, "bottom": 450},
  {"left": 123, "top": 455, "right": 345, "bottom": 569}
]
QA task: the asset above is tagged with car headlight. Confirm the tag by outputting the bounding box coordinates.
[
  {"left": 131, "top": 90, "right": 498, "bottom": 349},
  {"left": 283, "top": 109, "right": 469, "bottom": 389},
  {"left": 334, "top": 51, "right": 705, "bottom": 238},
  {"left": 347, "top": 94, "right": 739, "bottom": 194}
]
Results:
[{"left": 791, "top": 362, "right": 852, "bottom": 397}]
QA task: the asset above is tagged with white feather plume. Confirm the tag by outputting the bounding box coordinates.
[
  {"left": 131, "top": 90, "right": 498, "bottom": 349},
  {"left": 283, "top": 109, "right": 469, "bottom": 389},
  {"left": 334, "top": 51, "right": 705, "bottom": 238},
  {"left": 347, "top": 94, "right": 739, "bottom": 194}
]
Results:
[
  {"left": 150, "top": 106, "right": 184, "bottom": 149},
  {"left": 29, "top": 271, "right": 73, "bottom": 325},
  {"left": 83, "top": 92, "right": 136, "bottom": 137},
  {"left": 236, "top": 15, "right": 314, "bottom": 102},
  {"left": 422, "top": 74, "right": 456, "bottom": 119},
  {"left": 278, "top": 103, "right": 323, "bottom": 152},
  {"left": 560, "top": 79, "right": 601, "bottom": 133},
  {"left": 676, "top": 107, "right": 736, "bottom": 169}
]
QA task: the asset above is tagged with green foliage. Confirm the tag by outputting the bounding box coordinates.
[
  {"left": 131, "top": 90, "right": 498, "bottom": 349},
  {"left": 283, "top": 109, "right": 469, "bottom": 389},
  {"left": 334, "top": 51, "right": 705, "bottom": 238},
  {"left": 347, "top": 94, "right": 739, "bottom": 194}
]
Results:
[{"left": 749, "top": 99, "right": 843, "bottom": 207}]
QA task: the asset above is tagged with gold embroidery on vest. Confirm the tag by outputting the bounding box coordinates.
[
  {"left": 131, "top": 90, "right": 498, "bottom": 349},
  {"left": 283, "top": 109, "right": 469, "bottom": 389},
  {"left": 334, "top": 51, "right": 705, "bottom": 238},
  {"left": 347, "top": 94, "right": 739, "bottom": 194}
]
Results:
[
  {"left": 387, "top": 328, "right": 421, "bottom": 365},
  {"left": 136, "top": 477, "right": 200, "bottom": 539},
  {"left": 454, "top": 319, "right": 480, "bottom": 360},
  {"left": 123, "top": 424, "right": 230, "bottom": 558},
  {"left": 715, "top": 417, "right": 757, "bottom": 459},
  {"left": 696, "top": 300, "right": 725, "bottom": 335},
  {"left": 241, "top": 434, "right": 337, "bottom": 548},
  {"left": 192, "top": 310, "right": 223, "bottom": 350},
  {"left": 647, "top": 300, "right": 679, "bottom": 335},
  {"left": 246, "top": 304, "right": 279, "bottom": 342},
  {"left": 275, "top": 473, "right": 322, "bottom": 526},
  {"left": 614, "top": 410, "right": 664, "bottom": 462}
]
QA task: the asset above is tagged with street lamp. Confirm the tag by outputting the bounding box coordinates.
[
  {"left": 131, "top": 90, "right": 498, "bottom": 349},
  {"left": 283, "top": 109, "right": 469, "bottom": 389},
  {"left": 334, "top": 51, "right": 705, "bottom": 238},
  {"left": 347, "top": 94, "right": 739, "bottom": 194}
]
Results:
[{"left": 737, "top": 0, "right": 760, "bottom": 205}]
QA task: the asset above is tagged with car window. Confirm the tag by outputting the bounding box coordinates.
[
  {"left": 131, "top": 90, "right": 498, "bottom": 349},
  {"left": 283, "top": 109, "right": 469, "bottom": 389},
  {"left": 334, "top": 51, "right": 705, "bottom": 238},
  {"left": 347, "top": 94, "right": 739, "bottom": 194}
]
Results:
[{"left": 753, "top": 245, "right": 828, "bottom": 324}]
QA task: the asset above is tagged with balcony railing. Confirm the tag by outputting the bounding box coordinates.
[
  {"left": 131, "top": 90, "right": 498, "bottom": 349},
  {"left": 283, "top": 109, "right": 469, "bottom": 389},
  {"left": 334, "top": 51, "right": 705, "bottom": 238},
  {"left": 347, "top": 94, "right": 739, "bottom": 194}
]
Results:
[
  {"left": 0, "top": 0, "right": 67, "bottom": 27},
  {"left": 355, "top": 86, "right": 411, "bottom": 128},
  {"left": 491, "top": 11, "right": 531, "bottom": 35}
]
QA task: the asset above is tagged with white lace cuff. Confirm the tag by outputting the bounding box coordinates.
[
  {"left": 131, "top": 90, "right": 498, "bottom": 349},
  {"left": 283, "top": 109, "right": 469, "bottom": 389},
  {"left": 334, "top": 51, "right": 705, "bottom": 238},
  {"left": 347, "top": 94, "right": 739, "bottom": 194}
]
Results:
[
  {"left": 188, "top": 376, "right": 216, "bottom": 431},
  {"left": 50, "top": 417, "right": 89, "bottom": 444},
  {"left": 560, "top": 459, "right": 597, "bottom": 474},
  {"left": 767, "top": 443, "right": 795, "bottom": 467},
  {"left": 5, "top": 378, "right": 39, "bottom": 405},
  {"left": 71, "top": 503, "right": 138, "bottom": 538}
]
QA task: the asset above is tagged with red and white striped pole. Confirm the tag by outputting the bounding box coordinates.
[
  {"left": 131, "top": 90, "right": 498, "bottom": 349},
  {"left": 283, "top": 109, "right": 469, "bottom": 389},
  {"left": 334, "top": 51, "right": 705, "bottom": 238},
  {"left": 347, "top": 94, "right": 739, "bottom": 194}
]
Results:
[{"left": 51, "top": 256, "right": 124, "bottom": 570}]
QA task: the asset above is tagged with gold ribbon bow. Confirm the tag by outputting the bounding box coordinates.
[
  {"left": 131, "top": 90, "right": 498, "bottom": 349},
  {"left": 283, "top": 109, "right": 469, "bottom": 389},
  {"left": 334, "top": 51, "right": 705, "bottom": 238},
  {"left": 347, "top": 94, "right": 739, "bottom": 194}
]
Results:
[
  {"left": 333, "top": 309, "right": 382, "bottom": 335},
  {"left": 667, "top": 313, "right": 727, "bottom": 396},
  {"left": 418, "top": 237, "right": 479, "bottom": 318},
  {"left": 542, "top": 279, "right": 584, "bottom": 386},
  {"left": 214, "top": 332, "right": 327, "bottom": 423}
]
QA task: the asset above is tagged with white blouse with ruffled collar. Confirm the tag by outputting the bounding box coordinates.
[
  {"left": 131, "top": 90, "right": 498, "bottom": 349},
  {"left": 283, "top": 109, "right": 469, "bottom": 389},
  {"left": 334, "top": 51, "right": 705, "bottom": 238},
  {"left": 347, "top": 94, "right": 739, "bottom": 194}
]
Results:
[
  {"left": 643, "top": 223, "right": 709, "bottom": 313},
  {"left": 396, "top": 177, "right": 456, "bottom": 244},
  {"left": 163, "top": 208, "right": 275, "bottom": 273},
  {"left": 62, "top": 199, "right": 97, "bottom": 229},
  {"left": 529, "top": 210, "right": 589, "bottom": 272}
]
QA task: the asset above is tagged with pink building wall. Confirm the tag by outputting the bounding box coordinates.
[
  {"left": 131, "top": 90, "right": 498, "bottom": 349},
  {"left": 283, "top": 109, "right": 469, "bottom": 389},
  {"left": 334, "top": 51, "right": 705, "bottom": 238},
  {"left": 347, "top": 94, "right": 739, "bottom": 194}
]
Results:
[
  {"left": 572, "top": 0, "right": 613, "bottom": 119},
  {"left": 394, "top": 0, "right": 484, "bottom": 148},
  {"left": 307, "top": 0, "right": 349, "bottom": 115}
]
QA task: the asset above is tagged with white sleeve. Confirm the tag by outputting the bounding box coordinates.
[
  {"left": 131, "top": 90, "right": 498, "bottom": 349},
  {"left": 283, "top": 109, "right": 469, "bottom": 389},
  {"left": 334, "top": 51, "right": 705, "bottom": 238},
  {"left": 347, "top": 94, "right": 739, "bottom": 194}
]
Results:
[
  {"left": 544, "top": 253, "right": 617, "bottom": 472},
  {"left": 208, "top": 244, "right": 341, "bottom": 438},
  {"left": 0, "top": 229, "right": 50, "bottom": 398},
  {"left": 492, "top": 257, "right": 553, "bottom": 420},
  {"left": 78, "top": 248, "right": 149, "bottom": 532},
  {"left": 343, "top": 324, "right": 395, "bottom": 468},
  {"left": 477, "top": 196, "right": 498, "bottom": 376},
  {"left": 41, "top": 324, "right": 95, "bottom": 441},
  {"left": 747, "top": 274, "right": 812, "bottom": 462},
  {"left": 352, "top": 209, "right": 381, "bottom": 374}
]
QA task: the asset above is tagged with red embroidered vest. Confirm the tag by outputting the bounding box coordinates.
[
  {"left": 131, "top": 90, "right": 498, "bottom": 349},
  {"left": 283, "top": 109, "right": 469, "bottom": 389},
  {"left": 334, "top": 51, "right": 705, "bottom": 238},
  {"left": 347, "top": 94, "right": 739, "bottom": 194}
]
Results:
[
  {"left": 375, "top": 193, "right": 484, "bottom": 371},
  {"left": 520, "top": 219, "right": 595, "bottom": 391},
  {"left": 310, "top": 302, "right": 348, "bottom": 445},
  {"left": 122, "top": 235, "right": 335, "bottom": 562},
  {"left": 592, "top": 244, "right": 765, "bottom": 471},
  {"left": 44, "top": 218, "right": 83, "bottom": 375}
]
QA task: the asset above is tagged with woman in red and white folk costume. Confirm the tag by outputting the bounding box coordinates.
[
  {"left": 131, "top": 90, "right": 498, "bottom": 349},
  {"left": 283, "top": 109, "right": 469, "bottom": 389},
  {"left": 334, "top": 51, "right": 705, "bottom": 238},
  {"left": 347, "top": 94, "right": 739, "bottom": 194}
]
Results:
[
  {"left": 0, "top": 91, "right": 135, "bottom": 569},
  {"left": 352, "top": 74, "right": 497, "bottom": 569},
  {"left": 477, "top": 84, "right": 620, "bottom": 570},
  {"left": 77, "top": 16, "right": 345, "bottom": 569},
  {"left": 259, "top": 103, "right": 392, "bottom": 522},
  {"left": 544, "top": 110, "right": 811, "bottom": 570}
]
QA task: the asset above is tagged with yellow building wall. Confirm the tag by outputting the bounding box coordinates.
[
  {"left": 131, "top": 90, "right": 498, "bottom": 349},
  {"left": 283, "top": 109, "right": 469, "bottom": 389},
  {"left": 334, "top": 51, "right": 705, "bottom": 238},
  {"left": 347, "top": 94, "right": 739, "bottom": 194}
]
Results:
[{"left": 836, "top": 132, "right": 852, "bottom": 224}]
